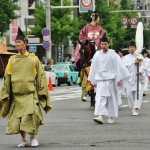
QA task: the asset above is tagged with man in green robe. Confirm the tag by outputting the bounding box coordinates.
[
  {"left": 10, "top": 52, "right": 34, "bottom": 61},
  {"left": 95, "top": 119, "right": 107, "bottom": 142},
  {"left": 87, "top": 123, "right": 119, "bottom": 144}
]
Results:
[{"left": 0, "top": 27, "right": 51, "bottom": 147}]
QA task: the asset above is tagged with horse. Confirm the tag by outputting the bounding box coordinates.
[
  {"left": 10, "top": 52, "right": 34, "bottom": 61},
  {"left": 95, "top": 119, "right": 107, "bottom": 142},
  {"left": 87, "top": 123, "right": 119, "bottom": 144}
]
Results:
[{"left": 75, "top": 40, "right": 96, "bottom": 107}]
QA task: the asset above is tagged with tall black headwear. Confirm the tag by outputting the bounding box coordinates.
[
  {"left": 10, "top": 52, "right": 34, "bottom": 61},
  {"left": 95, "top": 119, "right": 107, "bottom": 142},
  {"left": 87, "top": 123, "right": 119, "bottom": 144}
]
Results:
[
  {"left": 88, "top": 10, "right": 101, "bottom": 21},
  {"left": 15, "top": 27, "right": 26, "bottom": 42}
]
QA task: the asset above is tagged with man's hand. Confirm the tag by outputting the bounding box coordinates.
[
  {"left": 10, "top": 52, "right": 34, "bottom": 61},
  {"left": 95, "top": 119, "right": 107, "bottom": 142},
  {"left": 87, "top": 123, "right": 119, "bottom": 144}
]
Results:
[
  {"left": 135, "top": 59, "right": 140, "bottom": 64},
  {"left": 94, "top": 84, "right": 97, "bottom": 87},
  {"left": 117, "top": 81, "right": 121, "bottom": 86},
  {"left": 136, "top": 72, "right": 141, "bottom": 75}
]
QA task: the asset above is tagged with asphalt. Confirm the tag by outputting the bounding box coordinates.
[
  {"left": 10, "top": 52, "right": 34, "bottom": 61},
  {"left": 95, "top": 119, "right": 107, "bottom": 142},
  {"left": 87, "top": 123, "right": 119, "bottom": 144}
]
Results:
[{"left": 0, "top": 78, "right": 150, "bottom": 150}]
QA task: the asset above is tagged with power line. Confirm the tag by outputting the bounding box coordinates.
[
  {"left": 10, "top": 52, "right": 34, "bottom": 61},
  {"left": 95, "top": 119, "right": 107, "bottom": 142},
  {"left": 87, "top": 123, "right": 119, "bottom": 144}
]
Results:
[{"left": 110, "top": 10, "right": 150, "bottom": 13}]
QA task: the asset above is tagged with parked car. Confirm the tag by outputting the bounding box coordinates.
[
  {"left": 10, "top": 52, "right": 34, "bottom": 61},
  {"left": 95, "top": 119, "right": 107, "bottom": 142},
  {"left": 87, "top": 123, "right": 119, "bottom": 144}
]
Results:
[
  {"left": 42, "top": 64, "right": 58, "bottom": 86},
  {"left": 51, "top": 62, "right": 78, "bottom": 86}
]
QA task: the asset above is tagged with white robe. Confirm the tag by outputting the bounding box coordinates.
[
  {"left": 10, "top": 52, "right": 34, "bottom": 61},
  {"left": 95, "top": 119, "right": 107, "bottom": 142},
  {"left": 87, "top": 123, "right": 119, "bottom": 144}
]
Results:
[
  {"left": 124, "top": 52, "right": 146, "bottom": 109},
  {"left": 143, "top": 57, "right": 150, "bottom": 91},
  {"left": 118, "top": 56, "right": 128, "bottom": 106},
  {"left": 88, "top": 49, "right": 130, "bottom": 117}
]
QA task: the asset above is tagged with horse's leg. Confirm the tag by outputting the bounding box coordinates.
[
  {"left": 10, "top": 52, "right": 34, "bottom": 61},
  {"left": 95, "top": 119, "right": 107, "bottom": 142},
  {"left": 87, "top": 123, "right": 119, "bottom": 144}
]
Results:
[{"left": 90, "top": 89, "right": 95, "bottom": 107}]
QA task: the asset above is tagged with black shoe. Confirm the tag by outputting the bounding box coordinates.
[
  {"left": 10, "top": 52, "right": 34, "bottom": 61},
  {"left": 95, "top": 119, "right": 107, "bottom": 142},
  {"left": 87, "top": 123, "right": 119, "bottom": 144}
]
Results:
[
  {"left": 143, "top": 93, "right": 146, "bottom": 96},
  {"left": 90, "top": 105, "right": 95, "bottom": 110}
]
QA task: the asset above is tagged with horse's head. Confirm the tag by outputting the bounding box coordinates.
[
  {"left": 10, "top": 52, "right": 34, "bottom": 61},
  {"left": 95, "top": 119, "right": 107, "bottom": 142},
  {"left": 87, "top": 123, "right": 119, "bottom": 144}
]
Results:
[{"left": 78, "top": 40, "right": 89, "bottom": 48}]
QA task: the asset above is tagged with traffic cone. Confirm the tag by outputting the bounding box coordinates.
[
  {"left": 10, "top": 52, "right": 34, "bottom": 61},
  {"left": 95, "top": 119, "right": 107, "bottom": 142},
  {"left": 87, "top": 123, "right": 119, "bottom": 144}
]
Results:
[{"left": 48, "top": 77, "right": 53, "bottom": 91}]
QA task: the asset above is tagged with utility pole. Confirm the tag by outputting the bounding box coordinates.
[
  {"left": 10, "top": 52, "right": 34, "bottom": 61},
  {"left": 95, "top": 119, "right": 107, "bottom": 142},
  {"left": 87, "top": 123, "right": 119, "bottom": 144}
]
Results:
[
  {"left": 107, "top": 0, "right": 109, "bottom": 6},
  {"left": 45, "top": 0, "right": 51, "bottom": 59},
  {"left": 45, "top": 0, "right": 94, "bottom": 60},
  {"left": 45, "top": 0, "right": 79, "bottom": 60}
]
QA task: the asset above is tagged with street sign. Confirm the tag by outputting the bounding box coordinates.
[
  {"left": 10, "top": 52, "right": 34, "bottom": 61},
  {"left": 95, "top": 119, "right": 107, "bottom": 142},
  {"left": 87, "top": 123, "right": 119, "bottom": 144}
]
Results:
[
  {"left": 79, "top": 0, "right": 95, "bottom": 13},
  {"left": 57, "top": 46, "right": 64, "bottom": 62},
  {"left": 28, "top": 45, "right": 37, "bottom": 53},
  {"left": 130, "top": 16, "right": 138, "bottom": 25},
  {"left": 41, "top": 28, "right": 50, "bottom": 36},
  {"left": 123, "top": 17, "right": 128, "bottom": 25},
  {"left": 28, "top": 38, "right": 40, "bottom": 43},
  {"left": 122, "top": 16, "right": 128, "bottom": 29},
  {"left": 9, "top": 19, "right": 19, "bottom": 45},
  {"left": 43, "top": 41, "right": 50, "bottom": 49},
  {"left": 43, "top": 36, "right": 49, "bottom": 41},
  {"left": 130, "top": 16, "right": 138, "bottom": 28}
]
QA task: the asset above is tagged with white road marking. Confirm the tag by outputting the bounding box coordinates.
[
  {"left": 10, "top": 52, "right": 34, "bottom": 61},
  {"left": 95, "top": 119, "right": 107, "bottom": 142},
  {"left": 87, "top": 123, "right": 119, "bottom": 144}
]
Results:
[{"left": 120, "top": 105, "right": 129, "bottom": 108}]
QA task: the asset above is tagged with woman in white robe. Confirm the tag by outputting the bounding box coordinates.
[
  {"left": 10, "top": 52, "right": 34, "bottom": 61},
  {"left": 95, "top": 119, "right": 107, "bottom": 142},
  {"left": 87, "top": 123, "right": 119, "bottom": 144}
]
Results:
[{"left": 142, "top": 50, "right": 150, "bottom": 96}]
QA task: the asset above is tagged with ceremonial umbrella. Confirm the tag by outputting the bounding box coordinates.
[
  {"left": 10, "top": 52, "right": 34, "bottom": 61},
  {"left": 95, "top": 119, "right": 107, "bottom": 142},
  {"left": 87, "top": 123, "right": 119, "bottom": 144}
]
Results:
[
  {"left": 135, "top": 22, "right": 143, "bottom": 100},
  {"left": 136, "top": 22, "right": 143, "bottom": 53}
]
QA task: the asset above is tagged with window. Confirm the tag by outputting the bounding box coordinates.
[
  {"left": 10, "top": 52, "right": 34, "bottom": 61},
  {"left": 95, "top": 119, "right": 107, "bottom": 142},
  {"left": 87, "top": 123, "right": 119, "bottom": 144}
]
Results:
[
  {"left": 28, "top": 0, "right": 35, "bottom": 7},
  {"left": 24, "top": 18, "right": 34, "bottom": 25},
  {"left": 69, "top": 66, "right": 74, "bottom": 71}
]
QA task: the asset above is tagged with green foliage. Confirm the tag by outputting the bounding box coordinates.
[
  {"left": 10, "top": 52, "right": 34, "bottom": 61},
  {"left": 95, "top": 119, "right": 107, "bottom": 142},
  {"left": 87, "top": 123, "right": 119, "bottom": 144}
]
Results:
[
  {"left": 120, "top": 0, "right": 138, "bottom": 48},
  {"left": 70, "top": 0, "right": 126, "bottom": 49},
  {"left": 70, "top": 16, "right": 88, "bottom": 48},
  {"left": 97, "top": 0, "right": 126, "bottom": 49},
  {"left": 30, "top": 0, "right": 76, "bottom": 45},
  {"left": 0, "top": 0, "right": 20, "bottom": 37},
  {"left": 29, "top": 2, "right": 46, "bottom": 39},
  {"left": 30, "top": 0, "right": 149, "bottom": 50},
  {"left": 144, "top": 25, "right": 150, "bottom": 49}
]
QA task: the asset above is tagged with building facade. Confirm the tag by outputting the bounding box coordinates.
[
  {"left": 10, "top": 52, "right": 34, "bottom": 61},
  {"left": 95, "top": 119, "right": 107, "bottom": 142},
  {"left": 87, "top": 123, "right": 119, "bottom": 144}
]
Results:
[{"left": 131, "top": 0, "right": 150, "bottom": 27}]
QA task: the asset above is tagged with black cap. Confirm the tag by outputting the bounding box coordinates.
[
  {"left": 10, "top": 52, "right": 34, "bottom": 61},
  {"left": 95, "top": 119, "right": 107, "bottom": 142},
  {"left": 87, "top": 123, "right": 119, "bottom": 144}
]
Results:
[
  {"left": 101, "top": 36, "right": 110, "bottom": 43},
  {"left": 88, "top": 10, "right": 101, "bottom": 21},
  {"left": 16, "top": 27, "right": 25, "bottom": 42}
]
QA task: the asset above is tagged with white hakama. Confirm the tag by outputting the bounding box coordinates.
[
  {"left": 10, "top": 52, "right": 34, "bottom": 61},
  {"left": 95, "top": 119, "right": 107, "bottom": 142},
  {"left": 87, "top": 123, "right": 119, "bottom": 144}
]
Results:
[
  {"left": 88, "top": 49, "right": 130, "bottom": 118},
  {"left": 124, "top": 53, "right": 146, "bottom": 109}
]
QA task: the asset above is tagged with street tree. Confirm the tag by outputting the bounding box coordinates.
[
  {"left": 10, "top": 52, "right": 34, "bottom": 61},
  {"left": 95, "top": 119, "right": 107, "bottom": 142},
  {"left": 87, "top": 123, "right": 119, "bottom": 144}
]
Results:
[
  {"left": 30, "top": 0, "right": 76, "bottom": 45},
  {"left": 120, "top": 0, "right": 139, "bottom": 48},
  {"left": 144, "top": 26, "right": 150, "bottom": 49},
  {"left": 0, "top": 0, "right": 20, "bottom": 43}
]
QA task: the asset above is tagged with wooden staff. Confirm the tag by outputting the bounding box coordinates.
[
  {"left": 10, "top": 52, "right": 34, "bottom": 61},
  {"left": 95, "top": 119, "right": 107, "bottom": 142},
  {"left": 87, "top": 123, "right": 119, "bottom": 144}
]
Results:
[{"left": 137, "top": 61, "right": 139, "bottom": 100}]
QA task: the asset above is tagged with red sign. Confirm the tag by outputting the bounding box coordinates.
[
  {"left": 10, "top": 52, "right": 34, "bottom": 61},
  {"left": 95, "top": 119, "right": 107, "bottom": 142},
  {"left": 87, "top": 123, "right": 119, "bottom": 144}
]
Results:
[
  {"left": 130, "top": 17, "right": 138, "bottom": 25},
  {"left": 10, "top": 19, "right": 18, "bottom": 45},
  {"left": 81, "top": 0, "right": 93, "bottom": 8},
  {"left": 123, "top": 17, "right": 128, "bottom": 25},
  {"left": 41, "top": 28, "right": 50, "bottom": 36}
]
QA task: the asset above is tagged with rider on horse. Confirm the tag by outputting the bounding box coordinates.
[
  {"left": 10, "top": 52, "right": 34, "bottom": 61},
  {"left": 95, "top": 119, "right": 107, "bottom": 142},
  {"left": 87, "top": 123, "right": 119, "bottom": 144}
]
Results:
[{"left": 75, "top": 11, "right": 104, "bottom": 107}]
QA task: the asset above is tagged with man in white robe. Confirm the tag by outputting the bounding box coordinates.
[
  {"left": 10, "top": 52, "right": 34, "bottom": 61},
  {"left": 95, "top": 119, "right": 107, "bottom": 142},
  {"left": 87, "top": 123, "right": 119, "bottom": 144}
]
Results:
[
  {"left": 115, "top": 49, "right": 127, "bottom": 106},
  {"left": 142, "top": 50, "right": 150, "bottom": 96},
  {"left": 124, "top": 42, "right": 146, "bottom": 116},
  {"left": 88, "top": 37, "right": 130, "bottom": 124}
]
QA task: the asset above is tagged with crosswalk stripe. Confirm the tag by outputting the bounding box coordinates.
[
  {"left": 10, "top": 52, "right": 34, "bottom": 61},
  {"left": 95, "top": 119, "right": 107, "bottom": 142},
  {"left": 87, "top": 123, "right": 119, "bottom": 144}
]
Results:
[
  {"left": 120, "top": 105, "right": 129, "bottom": 108},
  {"left": 143, "top": 100, "right": 149, "bottom": 103},
  {"left": 51, "top": 94, "right": 81, "bottom": 101},
  {"left": 51, "top": 87, "right": 81, "bottom": 101},
  {"left": 50, "top": 90, "right": 81, "bottom": 94}
]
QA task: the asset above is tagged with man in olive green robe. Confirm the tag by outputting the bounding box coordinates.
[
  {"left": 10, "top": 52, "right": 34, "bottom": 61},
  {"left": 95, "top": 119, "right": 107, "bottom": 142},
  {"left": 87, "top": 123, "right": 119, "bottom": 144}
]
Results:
[{"left": 0, "top": 27, "right": 51, "bottom": 147}]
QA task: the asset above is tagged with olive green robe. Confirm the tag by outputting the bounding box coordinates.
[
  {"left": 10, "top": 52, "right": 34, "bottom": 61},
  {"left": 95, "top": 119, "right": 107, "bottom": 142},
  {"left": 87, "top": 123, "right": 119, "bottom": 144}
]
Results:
[
  {"left": 0, "top": 53, "right": 51, "bottom": 135},
  {"left": 80, "top": 69, "right": 88, "bottom": 97}
]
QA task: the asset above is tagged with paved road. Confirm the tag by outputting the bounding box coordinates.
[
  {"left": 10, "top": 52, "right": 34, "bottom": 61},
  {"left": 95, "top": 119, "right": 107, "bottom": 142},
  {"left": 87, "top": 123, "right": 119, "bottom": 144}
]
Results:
[{"left": 0, "top": 78, "right": 150, "bottom": 150}]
